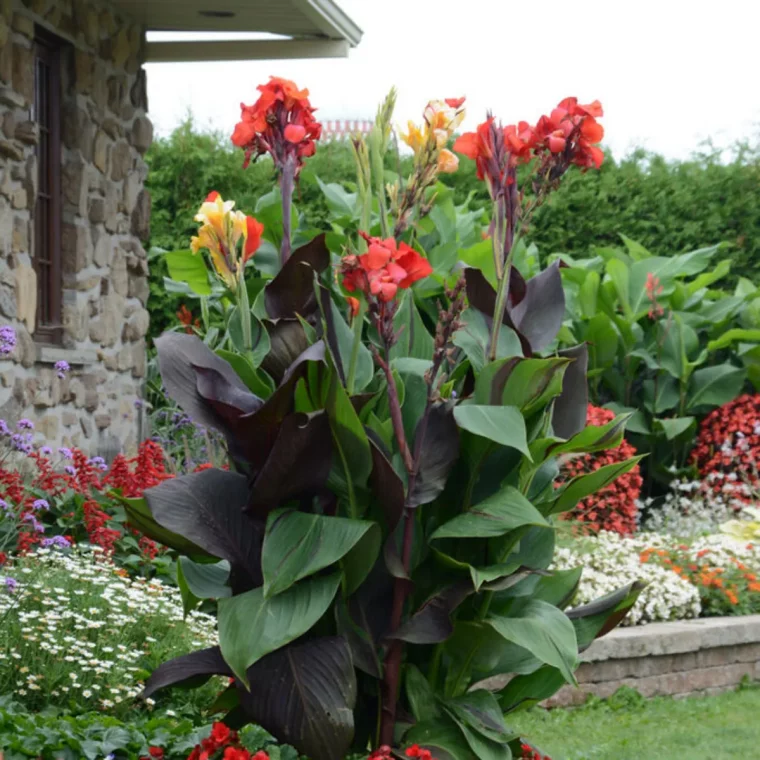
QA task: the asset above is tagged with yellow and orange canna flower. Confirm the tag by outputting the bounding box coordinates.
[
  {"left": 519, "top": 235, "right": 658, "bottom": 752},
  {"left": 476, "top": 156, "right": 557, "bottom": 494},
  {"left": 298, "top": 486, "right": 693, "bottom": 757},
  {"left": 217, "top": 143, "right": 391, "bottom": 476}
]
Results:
[
  {"left": 190, "top": 191, "right": 264, "bottom": 291},
  {"left": 400, "top": 97, "right": 466, "bottom": 173}
]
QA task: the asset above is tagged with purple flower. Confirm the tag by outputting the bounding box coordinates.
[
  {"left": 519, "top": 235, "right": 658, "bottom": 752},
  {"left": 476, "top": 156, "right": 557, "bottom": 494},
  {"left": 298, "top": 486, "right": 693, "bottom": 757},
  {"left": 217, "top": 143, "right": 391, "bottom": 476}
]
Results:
[
  {"left": 0, "top": 326, "right": 16, "bottom": 356},
  {"left": 0, "top": 420, "right": 9, "bottom": 436},
  {"left": 134, "top": 399, "right": 144, "bottom": 409},
  {"left": 3, "top": 577, "right": 17, "bottom": 593},
  {"left": 54, "top": 360, "right": 70, "bottom": 379},
  {"left": 32, "top": 498, "right": 49, "bottom": 511},
  {"left": 11, "top": 434, "right": 32, "bottom": 454},
  {"left": 22, "top": 513, "right": 44, "bottom": 532},
  {"left": 16, "top": 419, "right": 34, "bottom": 431},
  {"left": 64, "top": 465, "right": 76, "bottom": 476},
  {"left": 88, "top": 456, "right": 108, "bottom": 472},
  {"left": 41, "top": 535, "right": 70, "bottom": 548},
  {"left": 0, "top": 499, "right": 9, "bottom": 511},
  {"left": 40, "top": 446, "right": 52, "bottom": 456},
  {"left": 57, "top": 447, "right": 72, "bottom": 459}
]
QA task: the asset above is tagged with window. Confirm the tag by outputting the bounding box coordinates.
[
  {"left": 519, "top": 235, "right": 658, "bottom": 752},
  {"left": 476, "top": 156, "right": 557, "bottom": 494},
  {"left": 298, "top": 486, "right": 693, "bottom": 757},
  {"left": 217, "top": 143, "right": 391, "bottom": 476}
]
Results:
[{"left": 33, "top": 28, "right": 62, "bottom": 344}]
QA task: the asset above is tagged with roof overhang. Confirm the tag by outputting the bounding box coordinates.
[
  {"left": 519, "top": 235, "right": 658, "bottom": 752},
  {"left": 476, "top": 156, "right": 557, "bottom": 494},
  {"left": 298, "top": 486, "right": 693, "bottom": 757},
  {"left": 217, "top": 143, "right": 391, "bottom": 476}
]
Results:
[{"left": 111, "top": 0, "right": 362, "bottom": 63}]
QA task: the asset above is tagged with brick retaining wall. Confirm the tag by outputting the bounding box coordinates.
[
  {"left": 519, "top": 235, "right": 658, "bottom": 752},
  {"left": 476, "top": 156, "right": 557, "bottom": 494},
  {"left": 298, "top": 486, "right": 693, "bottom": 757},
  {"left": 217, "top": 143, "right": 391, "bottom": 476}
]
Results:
[{"left": 546, "top": 615, "right": 760, "bottom": 706}]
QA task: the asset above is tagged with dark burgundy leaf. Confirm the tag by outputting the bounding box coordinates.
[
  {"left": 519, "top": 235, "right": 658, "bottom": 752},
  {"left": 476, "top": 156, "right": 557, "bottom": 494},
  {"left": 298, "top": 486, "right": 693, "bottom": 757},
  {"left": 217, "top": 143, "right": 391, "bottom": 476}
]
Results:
[
  {"left": 142, "top": 646, "right": 231, "bottom": 699},
  {"left": 247, "top": 411, "right": 333, "bottom": 518},
  {"left": 237, "top": 636, "right": 356, "bottom": 760},
  {"left": 319, "top": 284, "right": 346, "bottom": 385},
  {"left": 237, "top": 341, "right": 326, "bottom": 470},
  {"left": 155, "top": 332, "right": 263, "bottom": 433},
  {"left": 552, "top": 343, "right": 589, "bottom": 439},
  {"left": 144, "top": 469, "right": 263, "bottom": 591},
  {"left": 409, "top": 402, "right": 460, "bottom": 508},
  {"left": 265, "top": 234, "right": 330, "bottom": 319},
  {"left": 511, "top": 261, "right": 565, "bottom": 352},
  {"left": 368, "top": 435, "right": 405, "bottom": 532},
  {"left": 464, "top": 268, "right": 532, "bottom": 356},
  {"left": 261, "top": 319, "right": 312, "bottom": 383},
  {"left": 390, "top": 582, "right": 472, "bottom": 644}
]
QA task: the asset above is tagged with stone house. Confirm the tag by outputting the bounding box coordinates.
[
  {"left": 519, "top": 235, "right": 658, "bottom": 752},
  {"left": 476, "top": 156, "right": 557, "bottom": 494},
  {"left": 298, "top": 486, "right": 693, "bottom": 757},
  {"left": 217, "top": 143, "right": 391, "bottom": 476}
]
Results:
[{"left": 0, "top": 0, "right": 360, "bottom": 456}]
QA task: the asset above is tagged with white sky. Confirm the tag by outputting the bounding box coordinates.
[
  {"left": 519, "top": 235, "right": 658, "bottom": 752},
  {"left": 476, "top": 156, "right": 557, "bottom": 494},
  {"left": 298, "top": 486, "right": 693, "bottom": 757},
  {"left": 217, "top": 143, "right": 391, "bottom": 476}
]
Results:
[{"left": 145, "top": 0, "right": 760, "bottom": 161}]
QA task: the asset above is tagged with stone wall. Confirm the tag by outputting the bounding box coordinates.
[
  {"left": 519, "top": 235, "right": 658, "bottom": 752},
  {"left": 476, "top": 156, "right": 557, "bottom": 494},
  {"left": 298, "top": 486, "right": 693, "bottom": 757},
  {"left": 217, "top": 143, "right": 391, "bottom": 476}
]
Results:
[
  {"left": 0, "top": 0, "right": 151, "bottom": 456},
  {"left": 544, "top": 616, "right": 760, "bottom": 707}
]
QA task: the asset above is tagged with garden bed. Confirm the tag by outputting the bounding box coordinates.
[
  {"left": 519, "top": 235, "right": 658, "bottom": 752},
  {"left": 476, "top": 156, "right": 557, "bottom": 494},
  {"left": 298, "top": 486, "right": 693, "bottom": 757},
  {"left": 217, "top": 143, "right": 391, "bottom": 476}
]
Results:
[{"left": 544, "top": 614, "right": 760, "bottom": 706}]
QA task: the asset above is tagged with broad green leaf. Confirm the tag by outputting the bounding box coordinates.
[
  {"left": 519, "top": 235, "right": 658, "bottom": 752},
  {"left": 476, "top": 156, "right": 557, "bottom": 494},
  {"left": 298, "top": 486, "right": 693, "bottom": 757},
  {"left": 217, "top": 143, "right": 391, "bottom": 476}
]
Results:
[
  {"left": 498, "top": 664, "right": 567, "bottom": 713},
  {"left": 475, "top": 357, "right": 569, "bottom": 416},
  {"left": 655, "top": 416, "right": 695, "bottom": 440},
  {"left": 658, "top": 317, "right": 698, "bottom": 380},
  {"left": 316, "top": 176, "right": 358, "bottom": 218},
  {"left": 687, "top": 259, "right": 731, "bottom": 295},
  {"left": 406, "top": 665, "right": 441, "bottom": 724},
  {"left": 531, "top": 413, "right": 631, "bottom": 463},
  {"left": 227, "top": 306, "right": 271, "bottom": 368},
  {"left": 605, "top": 258, "right": 631, "bottom": 318},
  {"left": 403, "top": 717, "right": 480, "bottom": 760},
  {"left": 486, "top": 599, "right": 578, "bottom": 684},
  {"left": 443, "top": 689, "right": 513, "bottom": 744},
  {"left": 687, "top": 364, "right": 746, "bottom": 411},
  {"left": 707, "top": 328, "right": 760, "bottom": 352},
  {"left": 262, "top": 510, "right": 380, "bottom": 597},
  {"left": 700, "top": 296, "right": 745, "bottom": 324},
  {"left": 165, "top": 249, "right": 211, "bottom": 295},
  {"left": 218, "top": 573, "right": 340, "bottom": 686},
  {"left": 584, "top": 314, "right": 618, "bottom": 369},
  {"left": 642, "top": 375, "right": 680, "bottom": 413},
  {"left": 578, "top": 270, "right": 600, "bottom": 319},
  {"left": 215, "top": 349, "right": 274, "bottom": 398},
  {"left": 390, "top": 289, "right": 436, "bottom": 362},
  {"left": 176, "top": 557, "right": 201, "bottom": 617},
  {"left": 544, "top": 456, "right": 645, "bottom": 516},
  {"left": 619, "top": 234, "right": 652, "bottom": 261},
  {"left": 452, "top": 309, "right": 522, "bottom": 373},
  {"left": 603, "top": 402, "right": 649, "bottom": 434},
  {"left": 459, "top": 239, "right": 497, "bottom": 287},
  {"left": 179, "top": 557, "right": 231, "bottom": 599},
  {"left": 394, "top": 357, "right": 434, "bottom": 443},
  {"left": 453, "top": 405, "right": 531, "bottom": 459},
  {"left": 324, "top": 294, "right": 374, "bottom": 392},
  {"left": 431, "top": 485, "right": 547, "bottom": 540},
  {"left": 325, "top": 370, "right": 373, "bottom": 507}
]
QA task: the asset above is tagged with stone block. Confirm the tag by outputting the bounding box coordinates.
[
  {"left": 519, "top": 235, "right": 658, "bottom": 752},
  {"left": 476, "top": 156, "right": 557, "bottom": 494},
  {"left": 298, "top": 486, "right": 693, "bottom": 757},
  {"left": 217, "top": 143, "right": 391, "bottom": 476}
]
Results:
[
  {"left": 73, "top": 49, "right": 94, "bottom": 94},
  {"left": 14, "top": 261, "right": 36, "bottom": 330},
  {"left": 63, "top": 297, "right": 88, "bottom": 341},
  {"left": 11, "top": 42, "right": 34, "bottom": 104},
  {"left": 12, "top": 217, "right": 28, "bottom": 253},
  {"left": 62, "top": 103, "right": 95, "bottom": 162},
  {"left": 0, "top": 283, "right": 16, "bottom": 318},
  {"left": 131, "top": 339, "right": 146, "bottom": 377},
  {"left": 38, "top": 413, "right": 60, "bottom": 440},
  {"left": 128, "top": 272, "right": 149, "bottom": 304},
  {"left": 11, "top": 188, "right": 27, "bottom": 209},
  {"left": 0, "top": 139, "right": 23, "bottom": 161},
  {"left": 93, "top": 130, "right": 109, "bottom": 174},
  {"left": 14, "top": 120, "right": 37, "bottom": 145},
  {"left": 13, "top": 323, "right": 36, "bottom": 367},
  {"left": 131, "top": 115, "right": 153, "bottom": 154},
  {"left": 110, "top": 247, "right": 128, "bottom": 296},
  {"left": 92, "top": 228, "right": 113, "bottom": 268},
  {"left": 110, "top": 141, "right": 131, "bottom": 181},
  {"left": 107, "top": 74, "right": 127, "bottom": 112},
  {"left": 62, "top": 410, "right": 77, "bottom": 427},
  {"left": 80, "top": 415, "right": 93, "bottom": 438},
  {"left": 89, "top": 291, "right": 124, "bottom": 347},
  {"left": 62, "top": 154, "right": 88, "bottom": 215},
  {"left": 116, "top": 344, "right": 132, "bottom": 371},
  {"left": 62, "top": 223, "right": 93, "bottom": 273},
  {"left": 95, "top": 413, "right": 111, "bottom": 430},
  {"left": 131, "top": 189, "right": 150, "bottom": 240},
  {"left": 122, "top": 307, "right": 149, "bottom": 341}
]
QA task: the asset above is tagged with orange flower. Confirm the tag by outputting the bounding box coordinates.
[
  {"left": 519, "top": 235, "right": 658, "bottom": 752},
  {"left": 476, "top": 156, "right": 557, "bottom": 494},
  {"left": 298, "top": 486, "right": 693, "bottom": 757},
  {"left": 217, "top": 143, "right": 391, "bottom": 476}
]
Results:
[
  {"left": 726, "top": 590, "right": 739, "bottom": 605},
  {"left": 346, "top": 296, "right": 360, "bottom": 319},
  {"left": 244, "top": 216, "right": 264, "bottom": 263},
  {"left": 748, "top": 582, "right": 760, "bottom": 592}
]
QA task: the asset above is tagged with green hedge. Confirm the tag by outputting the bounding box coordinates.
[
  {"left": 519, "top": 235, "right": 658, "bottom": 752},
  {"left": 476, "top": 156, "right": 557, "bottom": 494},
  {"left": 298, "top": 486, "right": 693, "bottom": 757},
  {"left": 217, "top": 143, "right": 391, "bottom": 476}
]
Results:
[{"left": 145, "top": 120, "right": 760, "bottom": 339}]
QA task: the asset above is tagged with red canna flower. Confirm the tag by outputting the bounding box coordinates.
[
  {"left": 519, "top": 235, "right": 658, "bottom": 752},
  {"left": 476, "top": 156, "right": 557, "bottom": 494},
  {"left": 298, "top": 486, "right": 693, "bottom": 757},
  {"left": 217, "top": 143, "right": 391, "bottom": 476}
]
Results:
[
  {"left": 232, "top": 76, "right": 321, "bottom": 175},
  {"left": 223, "top": 748, "right": 252, "bottom": 760},
  {"left": 244, "top": 216, "right": 265, "bottom": 262},
  {"left": 148, "top": 748, "right": 164, "bottom": 759},
  {"left": 445, "top": 96, "right": 466, "bottom": 109},
  {"left": 340, "top": 234, "right": 432, "bottom": 304}
]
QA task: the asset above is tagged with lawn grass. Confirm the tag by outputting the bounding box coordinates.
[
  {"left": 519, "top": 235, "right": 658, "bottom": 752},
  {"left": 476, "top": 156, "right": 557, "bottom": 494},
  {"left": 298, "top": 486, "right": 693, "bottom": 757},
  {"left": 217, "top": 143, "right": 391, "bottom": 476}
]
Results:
[{"left": 509, "top": 685, "right": 760, "bottom": 759}]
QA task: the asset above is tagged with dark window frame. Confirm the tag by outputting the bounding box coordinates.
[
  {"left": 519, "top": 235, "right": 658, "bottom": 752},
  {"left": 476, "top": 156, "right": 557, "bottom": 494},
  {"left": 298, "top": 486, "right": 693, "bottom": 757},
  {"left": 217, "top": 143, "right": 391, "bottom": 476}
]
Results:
[{"left": 32, "top": 27, "right": 63, "bottom": 345}]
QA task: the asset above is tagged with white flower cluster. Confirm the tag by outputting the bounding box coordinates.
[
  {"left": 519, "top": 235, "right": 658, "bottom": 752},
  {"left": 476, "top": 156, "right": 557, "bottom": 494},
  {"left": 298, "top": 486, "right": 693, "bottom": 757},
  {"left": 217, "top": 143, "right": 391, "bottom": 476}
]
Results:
[
  {"left": 554, "top": 531, "right": 701, "bottom": 626},
  {"left": 0, "top": 547, "right": 217, "bottom": 712},
  {"left": 639, "top": 477, "right": 746, "bottom": 537}
]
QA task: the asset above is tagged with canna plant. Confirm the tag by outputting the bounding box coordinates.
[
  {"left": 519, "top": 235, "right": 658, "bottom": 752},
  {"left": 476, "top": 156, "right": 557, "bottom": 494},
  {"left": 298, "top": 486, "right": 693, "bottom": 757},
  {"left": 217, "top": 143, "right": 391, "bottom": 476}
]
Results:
[
  {"left": 133, "top": 83, "right": 644, "bottom": 760},
  {"left": 556, "top": 237, "right": 760, "bottom": 489}
]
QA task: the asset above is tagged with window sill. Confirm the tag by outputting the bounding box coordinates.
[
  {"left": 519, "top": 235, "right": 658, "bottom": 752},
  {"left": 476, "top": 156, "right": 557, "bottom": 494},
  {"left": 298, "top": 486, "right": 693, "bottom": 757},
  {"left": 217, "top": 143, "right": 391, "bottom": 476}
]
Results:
[{"left": 37, "top": 345, "right": 98, "bottom": 367}]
